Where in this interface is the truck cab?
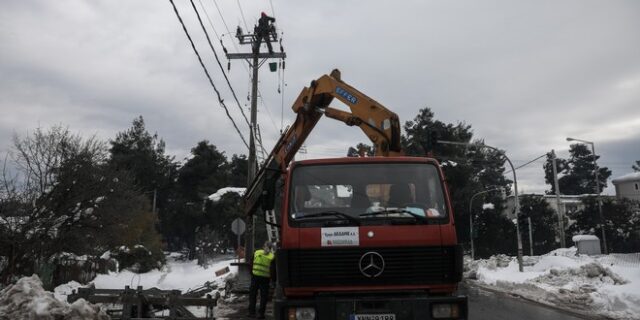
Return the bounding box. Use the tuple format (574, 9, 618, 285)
(273, 156, 466, 320)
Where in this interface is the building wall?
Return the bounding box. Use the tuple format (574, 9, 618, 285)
(614, 180, 640, 201)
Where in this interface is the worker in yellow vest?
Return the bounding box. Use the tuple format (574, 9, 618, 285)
(248, 241, 275, 318)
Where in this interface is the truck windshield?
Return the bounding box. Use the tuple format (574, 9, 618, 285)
(289, 163, 447, 225)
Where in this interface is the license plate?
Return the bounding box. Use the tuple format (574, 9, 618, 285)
(350, 314, 396, 320)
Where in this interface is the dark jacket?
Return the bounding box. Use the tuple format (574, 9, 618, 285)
(258, 15, 275, 32)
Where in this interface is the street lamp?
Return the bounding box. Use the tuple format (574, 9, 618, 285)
(469, 186, 504, 260)
(566, 137, 608, 254)
(438, 140, 524, 272)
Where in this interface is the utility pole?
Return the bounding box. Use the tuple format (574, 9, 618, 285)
(551, 150, 566, 248)
(227, 22, 286, 264)
(567, 137, 608, 254)
(527, 217, 533, 256)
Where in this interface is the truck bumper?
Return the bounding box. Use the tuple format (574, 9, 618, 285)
(274, 293, 468, 320)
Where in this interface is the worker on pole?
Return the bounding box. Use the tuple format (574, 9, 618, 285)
(248, 241, 275, 319)
(253, 12, 275, 54)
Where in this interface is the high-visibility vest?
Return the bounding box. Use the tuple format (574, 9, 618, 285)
(252, 249, 274, 278)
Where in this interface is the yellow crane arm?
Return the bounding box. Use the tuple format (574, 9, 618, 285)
(245, 69, 403, 215)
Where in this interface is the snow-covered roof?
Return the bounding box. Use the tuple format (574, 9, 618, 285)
(612, 172, 640, 184)
(208, 187, 246, 202)
(572, 234, 599, 242)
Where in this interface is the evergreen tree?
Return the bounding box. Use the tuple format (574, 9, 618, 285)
(633, 160, 640, 172)
(108, 116, 178, 246)
(229, 154, 248, 187)
(543, 152, 568, 195)
(544, 144, 611, 195)
(401, 107, 514, 254)
(518, 195, 558, 255)
(474, 206, 517, 258)
(109, 116, 177, 193)
(178, 140, 229, 200)
(347, 143, 374, 157)
(568, 197, 640, 253)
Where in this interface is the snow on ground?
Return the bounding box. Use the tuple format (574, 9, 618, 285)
(208, 187, 246, 202)
(0, 275, 108, 319)
(466, 248, 640, 319)
(91, 254, 237, 293)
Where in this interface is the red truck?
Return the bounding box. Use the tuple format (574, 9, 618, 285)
(245, 70, 467, 320)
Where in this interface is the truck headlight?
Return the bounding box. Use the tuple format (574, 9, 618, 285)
(288, 307, 316, 320)
(431, 303, 460, 319)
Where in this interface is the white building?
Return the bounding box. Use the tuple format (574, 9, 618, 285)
(611, 172, 640, 201)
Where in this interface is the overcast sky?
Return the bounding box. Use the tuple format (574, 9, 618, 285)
(1, 0, 638, 195)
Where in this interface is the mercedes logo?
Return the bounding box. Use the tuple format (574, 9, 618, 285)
(359, 251, 385, 278)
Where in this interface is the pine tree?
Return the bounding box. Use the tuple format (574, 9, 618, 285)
(518, 195, 558, 255)
(109, 116, 178, 246)
(347, 143, 374, 157)
(178, 140, 229, 201)
(109, 116, 177, 193)
(543, 152, 568, 195)
(401, 107, 514, 254)
(569, 197, 640, 253)
(229, 154, 248, 187)
(544, 144, 611, 195)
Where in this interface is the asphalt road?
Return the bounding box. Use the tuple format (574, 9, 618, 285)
(462, 283, 589, 320)
(219, 284, 592, 320)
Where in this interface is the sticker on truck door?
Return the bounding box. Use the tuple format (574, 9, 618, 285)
(321, 227, 359, 247)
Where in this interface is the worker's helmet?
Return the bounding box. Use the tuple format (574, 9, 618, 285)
(261, 12, 267, 17)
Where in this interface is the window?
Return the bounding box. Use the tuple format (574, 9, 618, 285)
(635, 183, 639, 191)
(289, 162, 447, 226)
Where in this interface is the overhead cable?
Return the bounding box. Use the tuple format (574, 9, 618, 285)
(189, 0, 250, 128)
(197, 0, 222, 42)
(236, 0, 249, 32)
(168, 0, 249, 149)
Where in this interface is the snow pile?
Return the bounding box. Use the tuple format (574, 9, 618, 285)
(53, 281, 84, 302)
(482, 203, 495, 210)
(208, 187, 246, 202)
(467, 248, 640, 319)
(0, 275, 108, 319)
(91, 254, 236, 293)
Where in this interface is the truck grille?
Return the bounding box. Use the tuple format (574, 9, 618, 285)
(281, 246, 460, 287)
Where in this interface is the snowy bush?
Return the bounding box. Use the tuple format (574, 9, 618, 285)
(111, 245, 164, 273)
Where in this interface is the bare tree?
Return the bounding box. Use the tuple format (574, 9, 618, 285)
(0, 126, 159, 284)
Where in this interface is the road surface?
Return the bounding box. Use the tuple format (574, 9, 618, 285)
(462, 283, 590, 320)
(217, 284, 592, 319)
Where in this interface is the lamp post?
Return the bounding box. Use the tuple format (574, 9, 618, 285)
(469, 186, 504, 260)
(566, 137, 608, 254)
(438, 140, 524, 272)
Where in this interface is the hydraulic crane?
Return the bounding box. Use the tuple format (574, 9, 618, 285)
(244, 69, 467, 320)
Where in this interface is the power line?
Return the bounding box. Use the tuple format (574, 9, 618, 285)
(168, 0, 249, 149)
(505, 153, 548, 174)
(256, 87, 280, 132)
(189, 0, 250, 128)
(269, 0, 276, 17)
(236, 0, 249, 32)
(212, 0, 234, 40)
(197, 0, 221, 42)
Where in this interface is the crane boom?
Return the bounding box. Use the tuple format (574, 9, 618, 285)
(244, 69, 403, 215)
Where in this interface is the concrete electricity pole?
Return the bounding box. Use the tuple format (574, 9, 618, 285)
(227, 24, 286, 263)
(550, 150, 566, 248)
